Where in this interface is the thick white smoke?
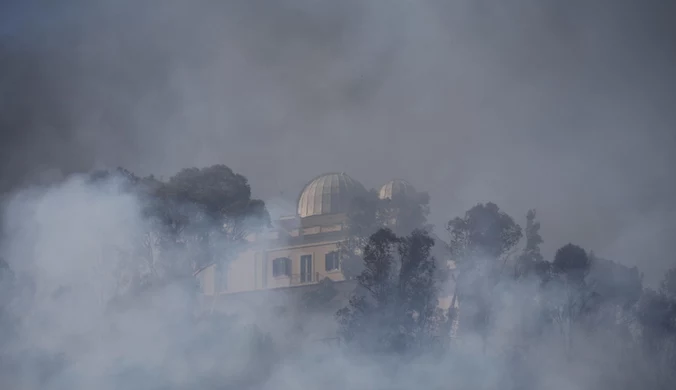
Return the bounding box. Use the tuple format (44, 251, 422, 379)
(0, 176, 238, 388)
(0, 176, 544, 389)
(1, 1, 675, 389)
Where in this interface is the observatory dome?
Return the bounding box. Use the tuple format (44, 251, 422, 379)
(378, 179, 416, 201)
(297, 173, 365, 218)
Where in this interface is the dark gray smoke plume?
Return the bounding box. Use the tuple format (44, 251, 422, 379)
(0, 1, 675, 389)
(2, 1, 674, 283)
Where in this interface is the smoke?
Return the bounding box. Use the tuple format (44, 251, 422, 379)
(1, 1, 675, 389)
(1, 0, 674, 284)
(1, 177, 169, 388)
(0, 174, 668, 390)
(0, 175, 283, 389)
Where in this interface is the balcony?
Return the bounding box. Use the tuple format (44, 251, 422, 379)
(275, 272, 320, 287)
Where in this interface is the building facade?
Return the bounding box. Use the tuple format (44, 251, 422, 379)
(197, 172, 367, 297)
(196, 172, 456, 343)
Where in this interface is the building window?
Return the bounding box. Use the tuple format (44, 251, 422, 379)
(272, 257, 290, 277)
(300, 255, 313, 283)
(325, 251, 340, 272)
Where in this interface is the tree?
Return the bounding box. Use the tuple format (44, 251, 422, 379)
(542, 244, 597, 359)
(446, 203, 522, 351)
(586, 254, 642, 310)
(155, 165, 268, 240)
(378, 190, 432, 237)
(397, 228, 447, 352)
(149, 165, 269, 276)
(339, 190, 383, 280)
(515, 209, 545, 278)
(337, 228, 399, 352)
(161, 165, 268, 228)
(637, 288, 675, 341)
(660, 268, 676, 300)
(635, 267, 676, 387)
(337, 228, 446, 355)
(340, 188, 431, 280)
(552, 243, 591, 285)
(86, 165, 270, 303)
(447, 202, 523, 263)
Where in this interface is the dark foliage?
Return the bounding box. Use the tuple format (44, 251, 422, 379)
(635, 270, 676, 387)
(516, 209, 545, 278)
(447, 202, 522, 262)
(4, 161, 676, 388)
(379, 190, 432, 237)
(552, 243, 591, 285)
(339, 187, 431, 280)
(660, 268, 676, 300)
(338, 228, 447, 355)
(586, 254, 643, 309)
(87, 165, 270, 278)
(638, 288, 676, 338)
(446, 203, 523, 351)
(339, 190, 383, 280)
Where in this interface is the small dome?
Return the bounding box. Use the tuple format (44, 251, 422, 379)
(298, 173, 365, 218)
(379, 179, 416, 201)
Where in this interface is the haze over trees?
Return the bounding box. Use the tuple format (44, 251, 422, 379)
(515, 209, 545, 278)
(90, 165, 270, 298)
(0, 165, 675, 390)
(0, 165, 275, 389)
(337, 228, 447, 355)
(340, 186, 431, 280)
(446, 202, 523, 352)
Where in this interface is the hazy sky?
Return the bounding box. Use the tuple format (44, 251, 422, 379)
(1, 0, 675, 284)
